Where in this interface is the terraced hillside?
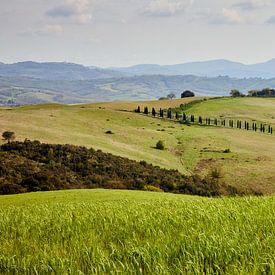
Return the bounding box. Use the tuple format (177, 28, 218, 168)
(1, 97, 275, 193)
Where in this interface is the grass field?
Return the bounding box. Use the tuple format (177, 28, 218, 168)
(0, 189, 274, 274)
(184, 97, 275, 126)
(1, 97, 275, 193)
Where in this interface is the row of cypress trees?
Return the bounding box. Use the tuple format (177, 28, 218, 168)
(135, 106, 273, 134)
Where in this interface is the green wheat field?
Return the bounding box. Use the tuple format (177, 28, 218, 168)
(0, 189, 275, 274)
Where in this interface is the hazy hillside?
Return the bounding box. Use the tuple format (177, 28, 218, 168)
(1, 60, 275, 105)
(112, 59, 275, 78)
(0, 61, 122, 80)
(1, 74, 275, 105)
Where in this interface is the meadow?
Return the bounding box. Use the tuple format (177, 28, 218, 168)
(0, 189, 274, 274)
(1, 97, 275, 193)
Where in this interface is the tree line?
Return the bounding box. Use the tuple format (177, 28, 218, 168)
(230, 88, 275, 97)
(135, 106, 273, 134)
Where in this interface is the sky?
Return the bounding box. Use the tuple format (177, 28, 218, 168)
(1, 0, 275, 67)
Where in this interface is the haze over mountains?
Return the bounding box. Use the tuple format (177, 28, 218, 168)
(1, 59, 275, 105)
(111, 59, 275, 79)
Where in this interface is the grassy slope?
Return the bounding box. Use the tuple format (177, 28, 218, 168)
(0, 189, 275, 274)
(185, 97, 275, 125)
(1, 97, 275, 193)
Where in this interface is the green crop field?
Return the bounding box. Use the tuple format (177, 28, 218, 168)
(1, 97, 275, 193)
(0, 189, 274, 274)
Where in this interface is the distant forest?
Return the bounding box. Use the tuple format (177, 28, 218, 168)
(0, 140, 258, 196)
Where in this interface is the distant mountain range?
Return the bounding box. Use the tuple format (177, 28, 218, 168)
(0, 61, 122, 80)
(110, 59, 275, 79)
(1, 59, 275, 105)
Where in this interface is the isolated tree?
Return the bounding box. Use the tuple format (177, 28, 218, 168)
(167, 93, 176, 100)
(2, 131, 15, 143)
(136, 106, 141, 113)
(156, 140, 165, 150)
(181, 90, 195, 98)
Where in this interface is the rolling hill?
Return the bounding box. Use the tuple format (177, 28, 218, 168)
(1, 97, 275, 194)
(1, 60, 275, 106)
(111, 59, 275, 78)
(1, 74, 275, 106)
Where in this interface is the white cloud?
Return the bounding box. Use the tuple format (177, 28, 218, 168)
(211, 8, 246, 24)
(142, 0, 193, 17)
(233, 0, 270, 11)
(20, 25, 64, 36)
(46, 0, 93, 24)
(266, 15, 275, 24)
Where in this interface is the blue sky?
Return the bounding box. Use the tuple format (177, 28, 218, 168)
(1, 0, 275, 67)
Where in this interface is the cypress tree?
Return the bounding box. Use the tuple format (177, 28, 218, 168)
(137, 106, 141, 113)
(183, 113, 186, 121)
(144, 107, 148, 115)
(152, 108, 156, 117)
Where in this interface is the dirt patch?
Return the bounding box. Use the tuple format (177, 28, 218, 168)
(169, 147, 183, 157)
(255, 156, 272, 162)
(194, 158, 217, 173)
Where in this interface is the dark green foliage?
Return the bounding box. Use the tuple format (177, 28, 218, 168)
(0, 140, 229, 196)
(105, 130, 114, 134)
(230, 89, 245, 97)
(152, 108, 156, 117)
(181, 90, 195, 98)
(167, 109, 172, 119)
(144, 107, 149, 115)
(2, 131, 15, 143)
(136, 106, 141, 113)
(248, 88, 275, 97)
(182, 113, 187, 121)
(156, 140, 165, 150)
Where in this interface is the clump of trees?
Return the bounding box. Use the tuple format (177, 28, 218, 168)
(248, 88, 275, 97)
(230, 89, 245, 97)
(0, 140, 245, 196)
(230, 88, 275, 97)
(181, 90, 195, 98)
